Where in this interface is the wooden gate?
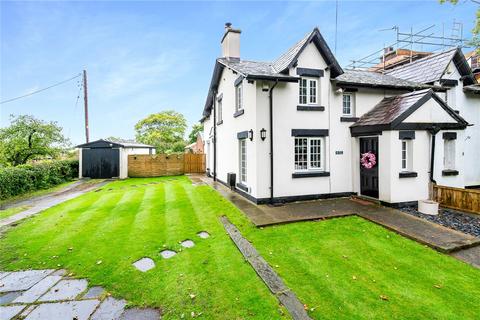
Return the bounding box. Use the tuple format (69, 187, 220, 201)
(184, 154, 205, 173)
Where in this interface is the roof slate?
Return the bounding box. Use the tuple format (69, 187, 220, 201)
(334, 70, 430, 89)
(272, 30, 312, 72)
(217, 58, 296, 80)
(385, 49, 457, 84)
(351, 89, 431, 127)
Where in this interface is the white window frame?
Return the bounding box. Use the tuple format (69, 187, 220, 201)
(401, 140, 408, 171)
(342, 93, 354, 116)
(299, 77, 318, 106)
(239, 139, 247, 184)
(217, 97, 222, 123)
(235, 83, 243, 112)
(443, 139, 456, 170)
(294, 137, 325, 172)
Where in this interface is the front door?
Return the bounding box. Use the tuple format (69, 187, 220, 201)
(359, 137, 379, 198)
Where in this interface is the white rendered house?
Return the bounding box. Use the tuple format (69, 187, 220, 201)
(201, 24, 479, 206)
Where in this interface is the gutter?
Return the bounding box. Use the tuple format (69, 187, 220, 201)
(269, 80, 279, 204)
(428, 125, 440, 187)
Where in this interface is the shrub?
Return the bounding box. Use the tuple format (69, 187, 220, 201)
(0, 160, 79, 200)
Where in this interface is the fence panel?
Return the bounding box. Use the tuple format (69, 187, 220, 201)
(128, 153, 205, 177)
(184, 153, 206, 173)
(434, 185, 480, 214)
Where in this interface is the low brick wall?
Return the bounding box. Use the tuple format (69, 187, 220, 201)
(128, 153, 205, 177)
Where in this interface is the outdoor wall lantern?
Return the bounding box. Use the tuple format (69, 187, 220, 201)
(260, 128, 267, 141)
(248, 129, 254, 141)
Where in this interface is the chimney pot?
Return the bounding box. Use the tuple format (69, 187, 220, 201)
(225, 22, 232, 28)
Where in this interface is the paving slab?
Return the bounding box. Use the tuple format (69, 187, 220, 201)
(451, 246, 480, 268)
(91, 297, 126, 320)
(0, 291, 23, 305)
(0, 272, 10, 280)
(82, 286, 105, 299)
(0, 305, 25, 320)
(38, 279, 88, 302)
(0, 270, 53, 293)
(180, 240, 195, 248)
(19, 305, 37, 318)
(119, 308, 161, 320)
(160, 250, 176, 259)
(14, 275, 62, 303)
(132, 258, 155, 272)
(24, 300, 100, 320)
(197, 231, 210, 239)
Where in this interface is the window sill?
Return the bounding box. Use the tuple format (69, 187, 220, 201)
(340, 116, 359, 122)
(297, 105, 325, 111)
(442, 169, 459, 176)
(236, 183, 248, 192)
(233, 109, 244, 118)
(216, 120, 223, 126)
(399, 171, 418, 178)
(292, 171, 330, 178)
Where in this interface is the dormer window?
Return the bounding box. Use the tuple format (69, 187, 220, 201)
(299, 78, 318, 105)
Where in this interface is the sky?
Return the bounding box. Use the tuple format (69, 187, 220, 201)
(0, 0, 477, 145)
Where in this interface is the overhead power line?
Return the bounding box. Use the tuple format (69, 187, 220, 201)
(0, 73, 82, 104)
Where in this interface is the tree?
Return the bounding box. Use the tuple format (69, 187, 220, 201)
(134, 110, 187, 153)
(188, 123, 203, 144)
(440, 0, 480, 53)
(0, 115, 70, 166)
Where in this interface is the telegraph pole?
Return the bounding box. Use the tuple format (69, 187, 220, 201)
(83, 70, 90, 143)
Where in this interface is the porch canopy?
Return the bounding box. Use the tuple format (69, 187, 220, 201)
(350, 89, 469, 136)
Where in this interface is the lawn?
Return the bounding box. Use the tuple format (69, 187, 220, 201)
(1, 176, 479, 319)
(0, 176, 286, 319)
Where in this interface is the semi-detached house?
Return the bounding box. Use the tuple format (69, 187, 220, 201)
(201, 24, 479, 206)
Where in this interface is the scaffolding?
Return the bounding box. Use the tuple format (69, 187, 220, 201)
(347, 22, 472, 72)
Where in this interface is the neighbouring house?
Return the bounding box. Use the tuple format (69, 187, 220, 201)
(77, 139, 155, 179)
(368, 47, 431, 72)
(201, 24, 479, 206)
(185, 132, 205, 154)
(465, 50, 480, 82)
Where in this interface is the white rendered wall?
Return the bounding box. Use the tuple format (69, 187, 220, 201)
(78, 148, 83, 178)
(119, 148, 128, 179)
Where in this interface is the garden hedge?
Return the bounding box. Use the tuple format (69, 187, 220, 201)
(0, 160, 79, 200)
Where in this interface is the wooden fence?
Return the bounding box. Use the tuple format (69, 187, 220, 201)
(128, 153, 205, 177)
(433, 185, 480, 214)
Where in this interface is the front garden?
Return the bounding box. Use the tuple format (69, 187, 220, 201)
(1, 176, 479, 319)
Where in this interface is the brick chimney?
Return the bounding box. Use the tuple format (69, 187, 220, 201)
(221, 23, 241, 60)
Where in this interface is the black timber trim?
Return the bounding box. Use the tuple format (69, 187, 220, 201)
(292, 171, 330, 178)
(440, 79, 458, 87)
(343, 87, 359, 92)
(442, 169, 459, 176)
(442, 132, 457, 140)
(245, 75, 299, 83)
(216, 120, 223, 126)
(399, 131, 415, 140)
(335, 81, 430, 91)
(236, 183, 248, 192)
(297, 105, 325, 111)
(233, 109, 245, 118)
(291, 129, 329, 137)
(380, 200, 418, 209)
(350, 123, 467, 136)
(234, 76, 244, 87)
(296, 67, 324, 77)
(399, 171, 418, 178)
(237, 131, 249, 139)
(340, 117, 359, 122)
(351, 131, 383, 137)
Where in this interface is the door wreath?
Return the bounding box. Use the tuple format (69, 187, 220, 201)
(360, 152, 376, 169)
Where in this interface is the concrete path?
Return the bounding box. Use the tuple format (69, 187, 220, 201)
(197, 175, 480, 267)
(0, 269, 160, 320)
(0, 180, 109, 228)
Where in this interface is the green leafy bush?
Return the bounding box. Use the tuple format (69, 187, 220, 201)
(0, 160, 78, 200)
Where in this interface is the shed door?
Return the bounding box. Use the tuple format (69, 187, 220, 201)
(360, 137, 379, 198)
(82, 148, 119, 178)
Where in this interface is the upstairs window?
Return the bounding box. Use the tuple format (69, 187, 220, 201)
(342, 93, 354, 116)
(216, 97, 223, 123)
(294, 137, 324, 171)
(444, 139, 456, 170)
(299, 78, 318, 105)
(235, 83, 243, 112)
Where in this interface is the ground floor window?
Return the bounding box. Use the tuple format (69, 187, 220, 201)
(401, 140, 413, 171)
(239, 139, 247, 183)
(444, 139, 455, 170)
(294, 137, 324, 171)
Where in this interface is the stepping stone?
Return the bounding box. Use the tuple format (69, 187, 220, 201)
(14, 275, 62, 303)
(119, 308, 160, 320)
(0, 291, 23, 305)
(132, 258, 155, 272)
(91, 297, 126, 320)
(0, 270, 53, 293)
(197, 231, 210, 239)
(82, 286, 105, 299)
(24, 300, 100, 320)
(160, 250, 177, 259)
(0, 305, 25, 320)
(180, 240, 195, 248)
(38, 279, 88, 302)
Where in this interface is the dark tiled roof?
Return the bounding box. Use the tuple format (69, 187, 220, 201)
(352, 89, 431, 127)
(334, 70, 430, 89)
(272, 31, 312, 72)
(217, 58, 296, 80)
(385, 49, 457, 84)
